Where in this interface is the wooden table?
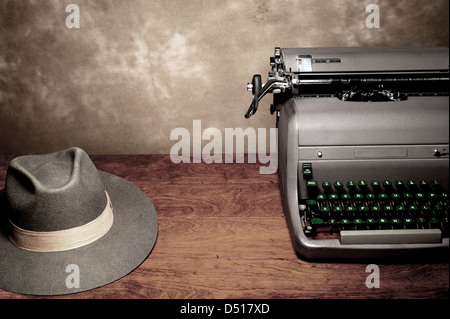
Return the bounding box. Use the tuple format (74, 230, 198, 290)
(0, 154, 448, 302)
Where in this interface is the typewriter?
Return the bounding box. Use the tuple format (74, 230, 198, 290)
(245, 47, 449, 260)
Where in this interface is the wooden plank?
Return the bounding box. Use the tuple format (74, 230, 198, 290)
(131, 259, 449, 299)
(146, 183, 284, 218)
(150, 218, 294, 259)
(90, 154, 279, 185)
(5, 259, 446, 299)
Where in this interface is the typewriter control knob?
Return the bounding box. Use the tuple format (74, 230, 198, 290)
(251, 74, 262, 95)
(274, 47, 281, 59)
(244, 74, 263, 118)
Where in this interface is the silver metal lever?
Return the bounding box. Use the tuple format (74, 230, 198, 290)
(245, 78, 289, 118)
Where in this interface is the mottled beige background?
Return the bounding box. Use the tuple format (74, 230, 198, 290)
(0, 0, 448, 155)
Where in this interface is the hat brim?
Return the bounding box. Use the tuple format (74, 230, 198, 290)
(0, 171, 158, 296)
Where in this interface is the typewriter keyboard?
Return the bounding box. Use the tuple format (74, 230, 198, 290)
(300, 179, 449, 244)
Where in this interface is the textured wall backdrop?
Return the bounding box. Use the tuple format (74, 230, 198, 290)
(0, 0, 448, 155)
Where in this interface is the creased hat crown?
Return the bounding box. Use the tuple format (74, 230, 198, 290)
(5, 147, 106, 232)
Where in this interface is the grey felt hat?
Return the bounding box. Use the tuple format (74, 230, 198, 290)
(0, 147, 158, 295)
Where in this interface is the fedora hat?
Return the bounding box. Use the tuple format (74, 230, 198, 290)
(0, 147, 158, 295)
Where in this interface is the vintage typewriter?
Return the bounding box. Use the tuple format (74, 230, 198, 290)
(245, 47, 449, 259)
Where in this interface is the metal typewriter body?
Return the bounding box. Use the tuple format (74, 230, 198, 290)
(245, 47, 449, 260)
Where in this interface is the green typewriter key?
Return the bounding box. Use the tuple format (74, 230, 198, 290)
(404, 217, 414, 226)
(395, 205, 406, 212)
(328, 219, 338, 232)
(317, 194, 327, 201)
(333, 206, 344, 213)
(415, 192, 425, 199)
(340, 219, 351, 226)
(428, 192, 438, 199)
(334, 181, 344, 189)
(417, 217, 427, 225)
(429, 217, 440, 228)
(354, 193, 364, 200)
(329, 194, 339, 200)
(433, 204, 443, 213)
(328, 219, 338, 226)
(347, 181, 357, 189)
(358, 180, 369, 189)
(419, 180, 428, 187)
(407, 180, 417, 188)
(367, 218, 377, 229)
(440, 192, 449, 199)
(322, 181, 332, 189)
(346, 206, 357, 213)
(408, 204, 419, 212)
(378, 193, 389, 200)
(395, 180, 405, 188)
(391, 193, 401, 199)
(320, 206, 331, 213)
(382, 180, 393, 187)
(306, 180, 318, 188)
(341, 194, 352, 200)
(378, 218, 389, 225)
(391, 218, 402, 228)
(354, 219, 364, 229)
(421, 205, 432, 212)
(366, 193, 376, 200)
(358, 206, 369, 213)
(306, 200, 317, 208)
(431, 180, 441, 188)
(311, 218, 324, 225)
(302, 163, 312, 177)
(403, 192, 413, 199)
(370, 206, 381, 212)
(371, 180, 381, 188)
(384, 205, 394, 212)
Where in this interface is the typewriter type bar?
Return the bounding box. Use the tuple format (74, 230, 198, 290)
(245, 47, 449, 260)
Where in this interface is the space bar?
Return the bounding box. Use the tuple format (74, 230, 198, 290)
(341, 229, 442, 245)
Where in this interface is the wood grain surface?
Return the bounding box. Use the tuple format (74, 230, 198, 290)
(0, 154, 448, 300)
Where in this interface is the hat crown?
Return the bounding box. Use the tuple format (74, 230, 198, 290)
(5, 147, 106, 232)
